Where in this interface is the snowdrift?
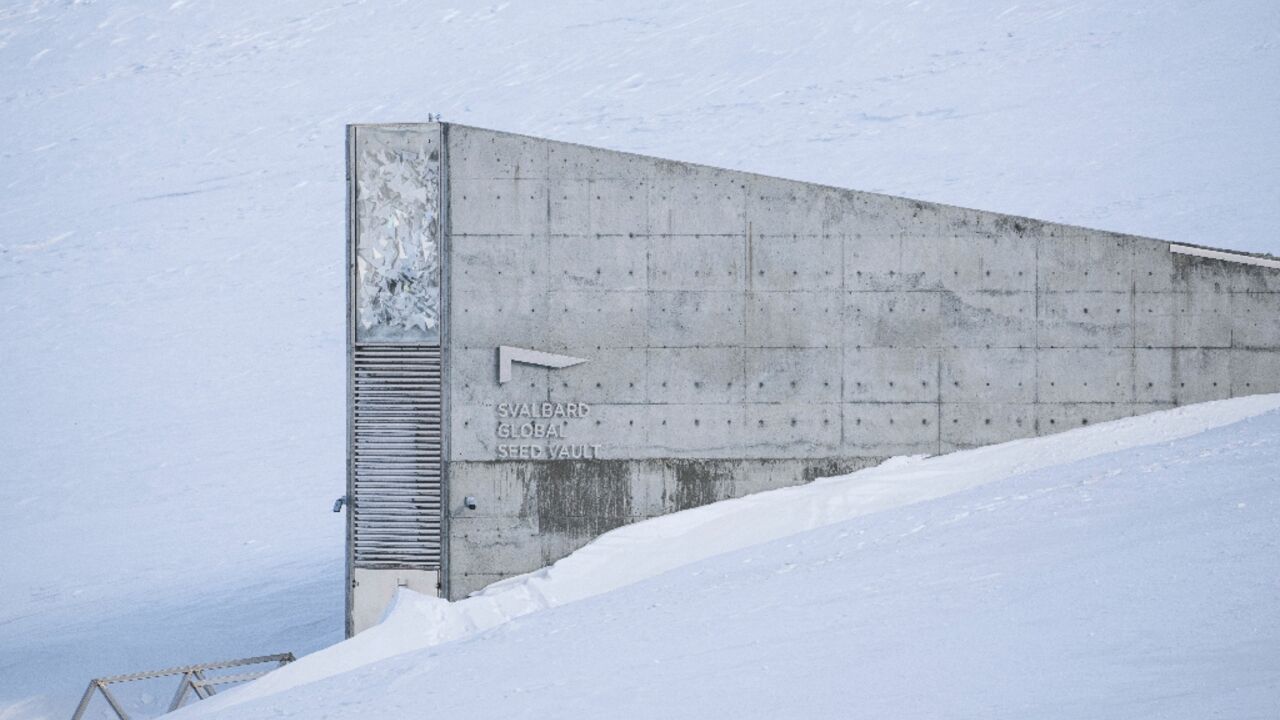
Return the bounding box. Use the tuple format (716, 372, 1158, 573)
(178, 395, 1280, 718)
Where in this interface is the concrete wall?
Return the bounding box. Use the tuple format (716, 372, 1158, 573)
(439, 123, 1280, 598)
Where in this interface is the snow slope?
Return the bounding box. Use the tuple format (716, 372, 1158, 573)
(171, 395, 1280, 719)
(178, 404, 1280, 719)
(3, 1, 1280, 717)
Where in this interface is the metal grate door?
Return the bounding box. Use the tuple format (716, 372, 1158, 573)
(350, 345, 443, 569)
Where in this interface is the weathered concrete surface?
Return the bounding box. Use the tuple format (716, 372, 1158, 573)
(445, 457, 880, 593)
(433, 123, 1280, 598)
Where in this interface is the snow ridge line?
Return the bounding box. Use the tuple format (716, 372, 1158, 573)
(180, 394, 1280, 717)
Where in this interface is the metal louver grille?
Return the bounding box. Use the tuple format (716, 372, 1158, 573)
(351, 345, 443, 569)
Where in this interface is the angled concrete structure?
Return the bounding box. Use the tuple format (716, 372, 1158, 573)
(345, 122, 1280, 634)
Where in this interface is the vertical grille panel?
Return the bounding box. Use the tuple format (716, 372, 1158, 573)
(351, 345, 443, 569)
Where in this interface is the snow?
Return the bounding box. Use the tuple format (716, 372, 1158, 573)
(4, 1, 1280, 717)
(170, 395, 1280, 718)
(172, 401, 1280, 720)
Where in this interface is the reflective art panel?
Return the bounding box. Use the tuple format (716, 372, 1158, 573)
(354, 127, 442, 343)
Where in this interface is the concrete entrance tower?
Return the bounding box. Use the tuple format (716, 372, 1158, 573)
(346, 122, 1280, 634)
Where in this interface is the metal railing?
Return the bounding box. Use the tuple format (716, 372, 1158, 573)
(71, 652, 294, 719)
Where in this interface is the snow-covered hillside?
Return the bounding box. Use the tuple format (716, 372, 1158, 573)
(3, 1, 1280, 717)
(177, 401, 1280, 720)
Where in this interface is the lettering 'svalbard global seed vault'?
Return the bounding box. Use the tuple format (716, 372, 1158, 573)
(345, 122, 1280, 634)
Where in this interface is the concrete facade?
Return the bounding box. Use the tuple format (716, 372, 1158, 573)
(347, 122, 1280, 612)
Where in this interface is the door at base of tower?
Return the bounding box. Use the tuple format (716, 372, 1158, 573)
(350, 568, 440, 635)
